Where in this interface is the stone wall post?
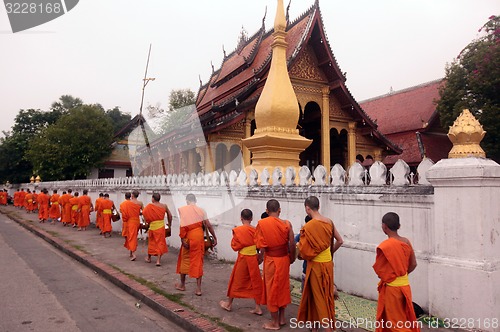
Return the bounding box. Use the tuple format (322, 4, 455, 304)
(427, 157, 500, 330)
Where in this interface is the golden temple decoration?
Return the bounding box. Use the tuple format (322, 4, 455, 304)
(242, 0, 311, 175)
(35, 175, 41, 183)
(447, 109, 486, 158)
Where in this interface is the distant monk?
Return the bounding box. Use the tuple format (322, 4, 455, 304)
(13, 190, 19, 207)
(0, 190, 6, 205)
(19, 189, 27, 210)
(120, 190, 143, 261)
(25, 189, 34, 213)
(176, 193, 217, 296)
(142, 193, 171, 266)
(77, 189, 93, 231)
(219, 208, 263, 316)
(32, 190, 38, 212)
(95, 193, 104, 233)
(49, 190, 61, 224)
(254, 199, 296, 330)
(297, 196, 344, 332)
(37, 189, 50, 223)
(373, 212, 420, 332)
(69, 192, 80, 228)
(99, 193, 116, 238)
(60, 189, 73, 226)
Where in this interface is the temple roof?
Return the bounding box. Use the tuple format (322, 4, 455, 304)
(360, 79, 451, 165)
(195, 1, 400, 154)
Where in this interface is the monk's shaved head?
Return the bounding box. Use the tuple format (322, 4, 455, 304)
(382, 212, 400, 231)
(266, 199, 280, 213)
(241, 209, 253, 221)
(152, 193, 161, 202)
(304, 196, 320, 211)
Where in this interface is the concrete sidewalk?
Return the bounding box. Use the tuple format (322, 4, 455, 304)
(1, 205, 460, 332)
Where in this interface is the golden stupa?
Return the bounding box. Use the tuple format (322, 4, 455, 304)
(242, 0, 311, 177)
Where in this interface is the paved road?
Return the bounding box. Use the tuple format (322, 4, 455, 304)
(0, 213, 186, 332)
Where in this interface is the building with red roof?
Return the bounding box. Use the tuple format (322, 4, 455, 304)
(360, 79, 452, 167)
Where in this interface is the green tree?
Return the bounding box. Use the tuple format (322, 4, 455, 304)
(105, 106, 132, 135)
(159, 89, 196, 134)
(0, 108, 64, 183)
(27, 105, 114, 180)
(437, 15, 500, 162)
(50, 94, 83, 113)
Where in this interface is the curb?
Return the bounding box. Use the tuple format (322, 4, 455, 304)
(2, 208, 225, 332)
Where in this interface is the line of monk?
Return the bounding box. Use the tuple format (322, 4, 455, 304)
(6, 188, 420, 331)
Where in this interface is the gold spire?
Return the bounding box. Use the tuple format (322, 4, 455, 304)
(242, 0, 311, 174)
(447, 109, 486, 158)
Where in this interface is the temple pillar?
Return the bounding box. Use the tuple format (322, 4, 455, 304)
(187, 149, 195, 174)
(347, 121, 357, 167)
(321, 86, 331, 173)
(243, 115, 252, 167)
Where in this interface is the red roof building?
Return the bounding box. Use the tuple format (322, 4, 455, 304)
(360, 79, 452, 167)
(136, 2, 402, 176)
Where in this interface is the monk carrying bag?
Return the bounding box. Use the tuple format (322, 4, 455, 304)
(203, 220, 214, 252)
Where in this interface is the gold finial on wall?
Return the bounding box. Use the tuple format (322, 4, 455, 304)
(447, 109, 486, 158)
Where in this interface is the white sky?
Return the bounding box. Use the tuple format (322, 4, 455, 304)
(1, 0, 498, 137)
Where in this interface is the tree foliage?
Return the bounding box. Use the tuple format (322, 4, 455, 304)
(437, 15, 500, 162)
(105, 106, 132, 135)
(158, 89, 196, 134)
(26, 105, 114, 180)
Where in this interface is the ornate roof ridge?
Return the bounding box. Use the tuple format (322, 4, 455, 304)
(359, 78, 444, 104)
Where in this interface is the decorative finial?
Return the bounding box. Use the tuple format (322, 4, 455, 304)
(222, 44, 226, 58)
(274, 0, 287, 32)
(447, 109, 486, 158)
(286, 0, 291, 24)
(262, 6, 267, 27)
(198, 75, 202, 87)
(211, 61, 214, 74)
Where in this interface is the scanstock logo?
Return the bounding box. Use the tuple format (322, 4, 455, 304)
(4, 0, 79, 33)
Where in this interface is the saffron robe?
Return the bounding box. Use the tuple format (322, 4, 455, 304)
(78, 195, 92, 227)
(49, 194, 61, 220)
(143, 203, 168, 256)
(121, 200, 142, 252)
(95, 197, 103, 229)
(25, 193, 34, 212)
(31, 193, 38, 211)
(13, 191, 19, 207)
(373, 238, 420, 332)
(176, 205, 205, 278)
(297, 219, 335, 323)
(254, 216, 292, 312)
(69, 196, 80, 226)
(99, 199, 114, 233)
(226, 224, 263, 303)
(20, 191, 27, 209)
(0, 192, 6, 205)
(60, 194, 73, 224)
(37, 192, 49, 220)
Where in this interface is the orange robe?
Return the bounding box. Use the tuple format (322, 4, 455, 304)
(20, 191, 27, 209)
(32, 193, 38, 211)
(25, 193, 34, 212)
(69, 196, 80, 226)
(95, 198, 103, 230)
(0, 192, 6, 205)
(49, 194, 61, 220)
(78, 195, 92, 227)
(297, 219, 335, 324)
(254, 216, 292, 312)
(143, 204, 167, 256)
(176, 205, 205, 278)
(121, 200, 142, 252)
(13, 191, 19, 207)
(100, 199, 114, 233)
(373, 238, 420, 332)
(226, 224, 263, 303)
(60, 194, 72, 224)
(37, 192, 49, 221)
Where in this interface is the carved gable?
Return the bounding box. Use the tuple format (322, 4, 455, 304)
(289, 45, 328, 82)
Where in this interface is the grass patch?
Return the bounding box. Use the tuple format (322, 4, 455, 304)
(46, 230, 60, 237)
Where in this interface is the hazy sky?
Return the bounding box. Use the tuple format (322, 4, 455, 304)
(1, 0, 498, 137)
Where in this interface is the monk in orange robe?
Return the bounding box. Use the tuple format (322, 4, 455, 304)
(373, 212, 419, 332)
(69, 192, 81, 228)
(13, 190, 19, 207)
(77, 189, 93, 231)
(120, 190, 143, 261)
(143, 193, 171, 266)
(99, 193, 116, 238)
(254, 199, 296, 330)
(297, 196, 344, 332)
(219, 209, 263, 316)
(176, 193, 217, 296)
(60, 189, 73, 226)
(0, 190, 6, 205)
(19, 189, 27, 210)
(37, 189, 50, 223)
(95, 193, 104, 232)
(25, 190, 34, 213)
(49, 190, 61, 223)
(32, 190, 38, 212)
